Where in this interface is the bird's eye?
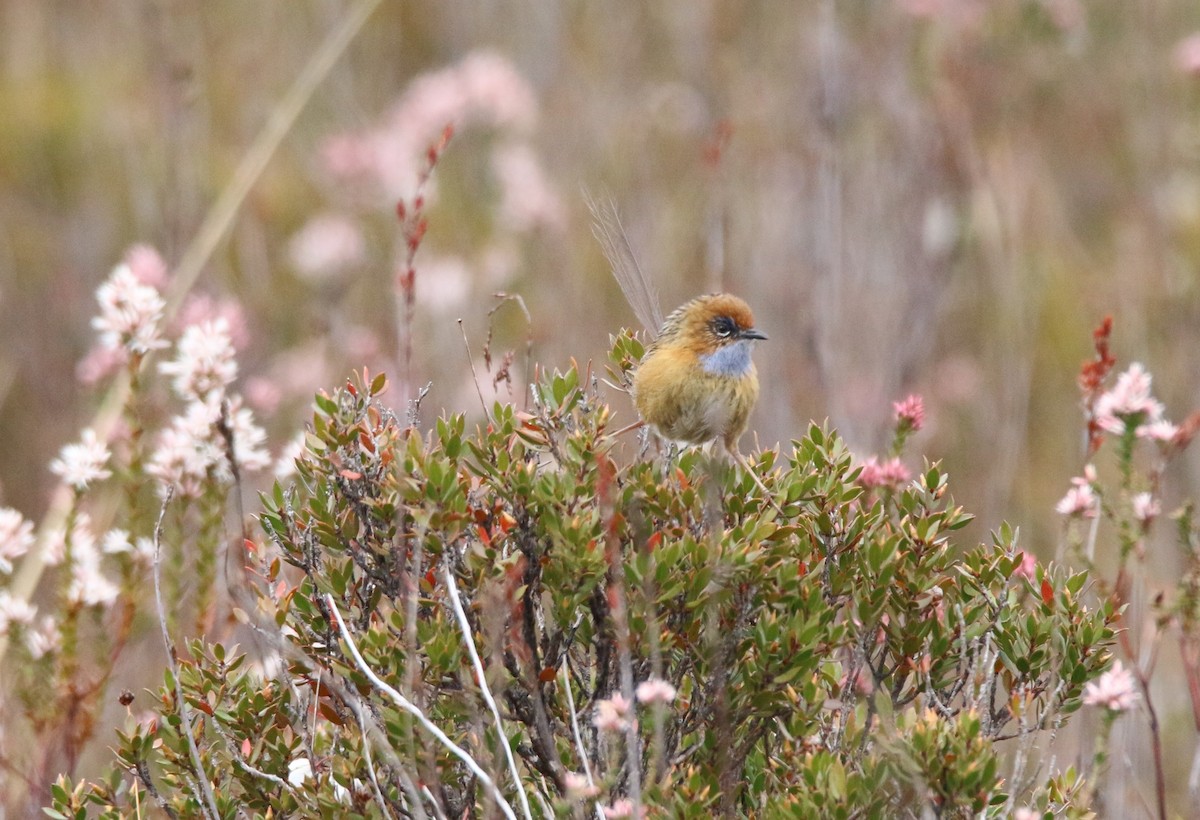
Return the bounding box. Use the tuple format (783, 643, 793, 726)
(711, 317, 736, 338)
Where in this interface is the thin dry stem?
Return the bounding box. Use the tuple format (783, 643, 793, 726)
(325, 593, 517, 820)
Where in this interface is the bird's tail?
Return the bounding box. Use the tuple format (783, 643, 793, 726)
(585, 189, 664, 336)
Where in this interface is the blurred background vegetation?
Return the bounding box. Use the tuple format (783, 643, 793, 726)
(2, 0, 1200, 805)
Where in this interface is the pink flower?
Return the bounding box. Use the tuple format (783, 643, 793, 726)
(892, 394, 925, 432)
(1055, 470, 1098, 518)
(1175, 33, 1200, 76)
(490, 142, 565, 233)
(858, 457, 912, 489)
(1082, 660, 1140, 712)
(1135, 419, 1178, 442)
(602, 799, 645, 819)
(124, 244, 169, 289)
(50, 429, 112, 491)
(592, 693, 632, 732)
(1131, 492, 1160, 525)
(288, 214, 365, 281)
(563, 771, 599, 800)
(635, 678, 677, 705)
(1093, 363, 1167, 435)
(1013, 550, 1038, 582)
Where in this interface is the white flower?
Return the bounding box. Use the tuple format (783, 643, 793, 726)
(1082, 660, 1140, 712)
(0, 591, 37, 635)
(91, 262, 167, 356)
(273, 432, 307, 481)
(101, 528, 133, 555)
(50, 429, 112, 491)
(1131, 493, 1160, 525)
(0, 508, 35, 574)
(67, 528, 120, 608)
(635, 678, 678, 705)
(160, 318, 238, 401)
(225, 400, 271, 474)
(25, 616, 60, 659)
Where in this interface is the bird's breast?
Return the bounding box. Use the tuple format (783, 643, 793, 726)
(698, 340, 755, 377)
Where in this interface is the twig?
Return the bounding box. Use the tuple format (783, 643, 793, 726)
(324, 593, 517, 820)
(459, 319, 490, 419)
(359, 720, 395, 820)
(153, 490, 221, 819)
(440, 563, 534, 820)
(559, 657, 605, 820)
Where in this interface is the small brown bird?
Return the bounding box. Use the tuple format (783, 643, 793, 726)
(587, 193, 774, 503)
(633, 293, 767, 457)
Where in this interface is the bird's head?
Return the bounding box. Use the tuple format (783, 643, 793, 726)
(660, 293, 766, 349)
(656, 293, 766, 376)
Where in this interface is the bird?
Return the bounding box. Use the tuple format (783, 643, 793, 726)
(632, 292, 767, 457)
(586, 193, 775, 504)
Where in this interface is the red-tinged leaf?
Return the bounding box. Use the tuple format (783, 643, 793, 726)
(498, 511, 517, 533)
(194, 701, 214, 717)
(425, 569, 436, 587)
(318, 701, 346, 726)
(645, 531, 663, 553)
(243, 539, 257, 556)
(1041, 578, 1055, 606)
(477, 524, 492, 547)
(241, 738, 252, 757)
(359, 430, 375, 454)
(346, 380, 358, 397)
(538, 667, 557, 683)
(396, 200, 407, 220)
(339, 469, 363, 481)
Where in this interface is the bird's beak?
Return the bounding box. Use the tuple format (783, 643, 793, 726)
(739, 328, 768, 341)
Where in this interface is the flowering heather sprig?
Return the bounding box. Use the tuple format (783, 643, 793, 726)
(49, 428, 112, 492)
(147, 396, 269, 498)
(1093, 363, 1170, 438)
(159, 318, 238, 402)
(396, 124, 454, 396)
(0, 508, 34, 574)
(91, 262, 168, 357)
(1078, 316, 1116, 453)
(1081, 660, 1140, 712)
(893, 394, 925, 433)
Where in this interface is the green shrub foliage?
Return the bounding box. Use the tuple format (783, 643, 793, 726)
(51, 350, 1116, 818)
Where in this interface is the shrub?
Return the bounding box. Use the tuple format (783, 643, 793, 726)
(50, 344, 1115, 818)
